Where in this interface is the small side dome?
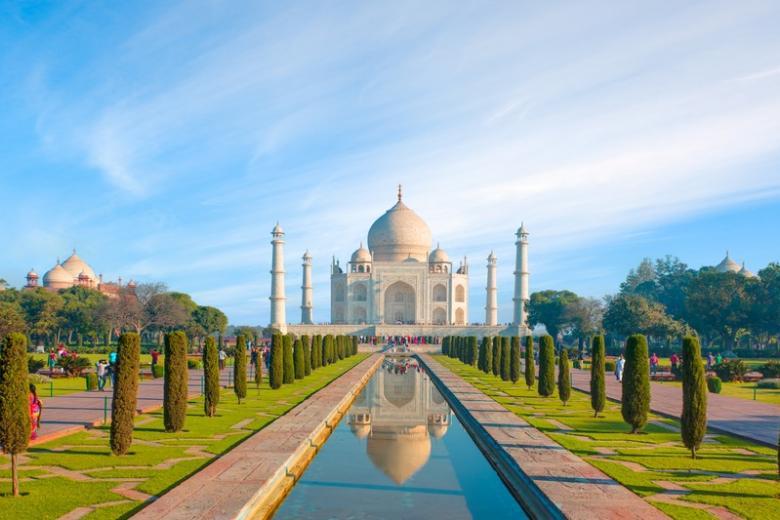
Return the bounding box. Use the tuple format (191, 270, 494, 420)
(351, 242, 372, 263)
(78, 271, 90, 281)
(350, 423, 371, 439)
(27, 269, 39, 279)
(271, 222, 284, 235)
(43, 263, 74, 286)
(429, 243, 449, 263)
(739, 262, 758, 279)
(428, 424, 449, 439)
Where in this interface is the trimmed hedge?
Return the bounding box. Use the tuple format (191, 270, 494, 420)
(151, 364, 164, 379)
(111, 333, 140, 454)
(706, 375, 722, 393)
(86, 372, 99, 390)
(0, 333, 30, 496)
(524, 335, 535, 390)
(164, 331, 188, 432)
(590, 335, 606, 417)
(538, 335, 555, 397)
(203, 336, 220, 417)
(622, 334, 650, 433)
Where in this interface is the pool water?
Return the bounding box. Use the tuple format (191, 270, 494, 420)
(272, 357, 527, 519)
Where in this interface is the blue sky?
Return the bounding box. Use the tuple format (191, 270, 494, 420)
(1, 1, 779, 325)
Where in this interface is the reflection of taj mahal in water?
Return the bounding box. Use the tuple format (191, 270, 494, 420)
(271, 186, 531, 338)
(347, 359, 451, 484)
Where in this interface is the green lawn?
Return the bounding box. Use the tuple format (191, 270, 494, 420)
(434, 355, 778, 520)
(0, 354, 368, 519)
(652, 379, 780, 406)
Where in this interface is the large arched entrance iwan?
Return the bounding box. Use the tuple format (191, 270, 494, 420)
(384, 281, 415, 324)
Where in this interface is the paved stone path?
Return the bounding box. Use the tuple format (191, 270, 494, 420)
(133, 354, 383, 520)
(421, 355, 668, 520)
(35, 367, 243, 444)
(569, 368, 780, 446)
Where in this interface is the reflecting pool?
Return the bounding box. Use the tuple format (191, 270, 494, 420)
(272, 357, 527, 519)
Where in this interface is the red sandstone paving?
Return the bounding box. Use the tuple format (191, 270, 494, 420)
(421, 354, 669, 520)
(569, 368, 779, 446)
(132, 354, 382, 520)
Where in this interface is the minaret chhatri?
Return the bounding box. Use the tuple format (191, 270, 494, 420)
(485, 251, 498, 326)
(270, 223, 286, 331)
(301, 250, 313, 324)
(512, 223, 529, 330)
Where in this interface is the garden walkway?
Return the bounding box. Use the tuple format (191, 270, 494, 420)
(34, 367, 239, 445)
(569, 368, 780, 446)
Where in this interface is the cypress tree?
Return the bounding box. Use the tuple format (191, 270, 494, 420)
(538, 335, 555, 397)
(312, 335, 321, 369)
(269, 333, 283, 389)
(501, 337, 511, 381)
(454, 336, 461, 359)
(283, 334, 295, 384)
(203, 336, 220, 417)
(111, 332, 141, 453)
(234, 334, 247, 403)
(492, 336, 501, 376)
(442, 337, 449, 356)
(468, 336, 478, 366)
(302, 335, 312, 376)
(477, 337, 487, 371)
(293, 338, 305, 379)
(323, 335, 334, 366)
(163, 331, 188, 432)
(0, 333, 30, 496)
(558, 349, 571, 405)
(590, 335, 606, 418)
(524, 335, 535, 390)
(352, 335, 358, 356)
(681, 336, 707, 458)
(484, 336, 493, 374)
(254, 347, 263, 388)
(339, 335, 346, 359)
(622, 334, 650, 433)
(510, 336, 520, 383)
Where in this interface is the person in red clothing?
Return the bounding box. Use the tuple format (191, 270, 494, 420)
(150, 348, 160, 367)
(29, 384, 43, 440)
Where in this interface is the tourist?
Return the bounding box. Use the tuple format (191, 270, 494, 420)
(48, 348, 57, 376)
(669, 352, 679, 375)
(650, 352, 659, 376)
(615, 354, 625, 382)
(150, 348, 160, 368)
(218, 348, 227, 371)
(96, 360, 108, 391)
(57, 343, 67, 358)
(108, 350, 118, 387)
(29, 383, 42, 440)
(716, 352, 723, 365)
(707, 352, 715, 370)
(250, 347, 258, 370)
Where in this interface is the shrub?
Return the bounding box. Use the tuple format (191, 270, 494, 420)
(203, 337, 220, 417)
(757, 378, 780, 389)
(500, 337, 511, 381)
(28, 373, 51, 385)
(590, 335, 606, 418)
(352, 336, 358, 356)
(111, 333, 140, 455)
(283, 335, 295, 384)
(524, 336, 535, 390)
(312, 334, 321, 369)
(85, 372, 98, 390)
(57, 356, 91, 377)
(510, 337, 520, 383)
(468, 336, 478, 366)
(187, 359, 202, 370)
(558, 348, 571, 405)
(758, 361, 780, 379)
(713, 359, 747, 382)
(484, 337, 494, 374)
(477, 337, 487, 372)
(293, 338, 305, 379)
(605, 360, 616, 373)
(538, 335, 555, 397)
(492, 336, 501, 377)
(269, 333, 283, 389)
(234, 334, 247, 403)
(681, 336, 707, 458)
(164, 331, 188, 432)
(28, 356, 46, 374)
(302, 335, 312, 376)
(442, 337, 449, 356)
(0, 333, 30, 496)
(706, 375, 722, 393)
(322, 335, 333, 366)
(622, 334, 650, 434)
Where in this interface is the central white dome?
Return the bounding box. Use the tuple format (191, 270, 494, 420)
(367, 192, 432, 262)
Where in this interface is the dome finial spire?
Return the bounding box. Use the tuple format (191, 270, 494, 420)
(397, 184, 402, 202)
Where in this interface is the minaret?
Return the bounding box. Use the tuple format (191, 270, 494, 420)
(270, 223, 286, 330)
(301, 250, 313, 324)
(513, 223, 529, 329)
(485, 251, 498, 326)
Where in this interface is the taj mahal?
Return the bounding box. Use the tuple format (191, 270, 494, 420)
(269, 187, 530, 338)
